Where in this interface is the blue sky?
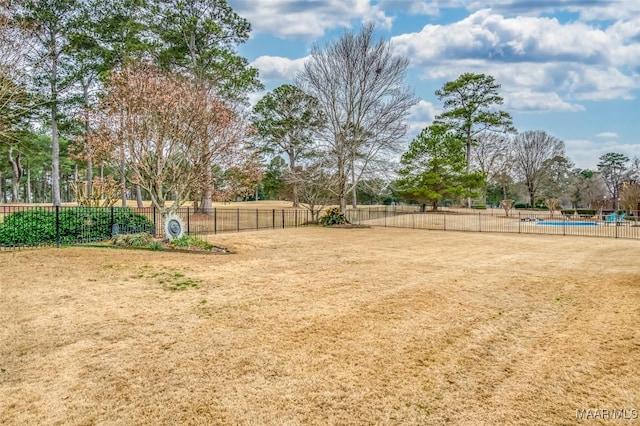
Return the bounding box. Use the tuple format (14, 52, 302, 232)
(227, 0, 640, 170)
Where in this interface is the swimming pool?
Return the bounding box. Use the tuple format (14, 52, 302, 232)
(536, 221, 599, 226)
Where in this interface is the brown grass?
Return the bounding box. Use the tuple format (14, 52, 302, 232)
(1, 228, 639, 425)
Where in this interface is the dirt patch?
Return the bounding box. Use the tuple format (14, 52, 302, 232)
(1, 228, 639, 425)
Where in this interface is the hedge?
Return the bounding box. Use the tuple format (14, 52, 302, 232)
(0, 207, 154, 246)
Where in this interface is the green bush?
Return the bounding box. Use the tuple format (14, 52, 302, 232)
(0, 207, 155, 247)
(320, 207, 348, 226)
(514, 203, 530, 209)
(471, 204, 487, 210)
(169, 235, 214, 251)
(149, 241, 164, 251)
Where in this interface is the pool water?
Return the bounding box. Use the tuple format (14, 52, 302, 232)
(536, 221, 599, 226)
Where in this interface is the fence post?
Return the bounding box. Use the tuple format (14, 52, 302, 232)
(272, 209, 275, 229)
(55, 205, 60, 248)
(214, 208, 217, 234)
(110, 206, 115, 236)
(478, 212, 481, 232)
(237, 208, 240, 232)
(256, 209, 259, 231)
(153, 207, 157, 237)
(187, 207, 191, 235)
(443, 210, 447, 231)
(282, 210, 285, 229)
(517, 212, 520, 233)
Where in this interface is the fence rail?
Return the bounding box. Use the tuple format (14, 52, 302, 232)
(2, 204, 639, 250)
(346, 206, 640, 240)
(0, 205, 311, 249)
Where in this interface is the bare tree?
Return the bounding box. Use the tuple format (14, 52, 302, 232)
(289, 159, 337, 223)
(597, 152, 631, 210)
(91, 63, 237, 219)
(297, 22, 417, 212)
(500, 199, 514, 216)
(544, 198, 561, 218)
(512, 130, 566, 208)
(619, 181, 640, 214)
(0, 4, 31, 143)
(471, 131, 512, 204)
(567, 169, 606, 209)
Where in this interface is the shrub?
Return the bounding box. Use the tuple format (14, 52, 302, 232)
(149, 241, 164, 251)
(320, 207, 348, 226)
(169, 235, 214, 251)
(0, 207, 155, 247)
(112, 233, 153, 247)
(471, 204, 486, 210)
(514, 203, 530, 209)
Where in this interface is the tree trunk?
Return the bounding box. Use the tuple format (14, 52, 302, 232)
(351, 157, 357, 209)
(0, 171, 5, 203)
(26, 168, 31, 203)
(50, 33, 61, 207)
(135, 184, 144, 208)
(42, 170, 48, 203)
(529, 192, 535, 210)
(338, 160, 347, 212)
(120, 148, 126, 207)
(79, 81, 93, 198)
(8, 147, 23, 203)
(201, 164, 213, 212)
(86, 159, 93, 199)
(466, 131, 472, 208)
(289, 151, 299, 207)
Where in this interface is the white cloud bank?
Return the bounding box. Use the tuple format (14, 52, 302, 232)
(390, 9, 640, 111)
(251, 55, 309, 84)
(230, 0, 392, 39)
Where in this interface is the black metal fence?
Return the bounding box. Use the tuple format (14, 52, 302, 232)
(0, 205, 311, 249)
(346, 206, 640, 240)
(3, 204, 639, 250)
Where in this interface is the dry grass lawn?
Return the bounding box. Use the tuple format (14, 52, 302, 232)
(1, 227, 639, 425)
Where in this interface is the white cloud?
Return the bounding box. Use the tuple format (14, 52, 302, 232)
(251, 55, 309, 83)
(390, 10, 640, 110)
(391, 10, 614, 65)
(406, 100, 440, 137)
(230, 0, 392, 39)
(572, 2, 640, 22)
(376, 0, 440, 15)
(595, 132, 618, 139)
(565, 138, 640, 169)
(246, 90, 267, 108)
(503, 90, 584, 112)
(447, 0, 640, 22)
